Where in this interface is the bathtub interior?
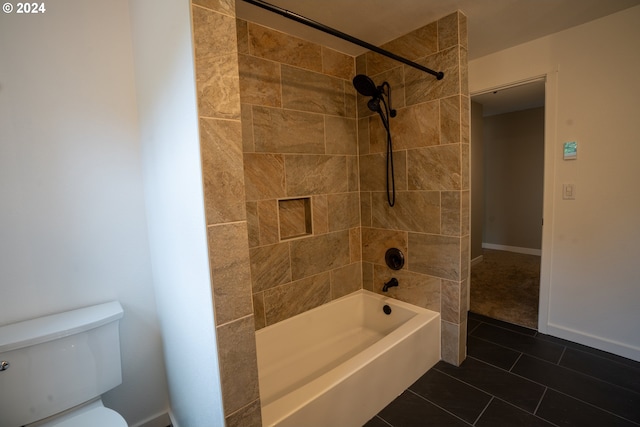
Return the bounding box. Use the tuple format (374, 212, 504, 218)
(255, 289, 435, 407)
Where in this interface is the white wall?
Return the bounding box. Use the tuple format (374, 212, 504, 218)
(0, 0, 170, 424)
(469, 6, 640, 361)
(128, 1, 226, 426)
(483, 108, 544, 251)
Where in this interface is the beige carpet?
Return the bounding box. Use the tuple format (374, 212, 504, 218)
(470, 249, 541, 329)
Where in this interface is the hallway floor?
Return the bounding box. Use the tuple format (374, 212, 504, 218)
(364, 312, 640, 427)
(470, 249, 541, 329)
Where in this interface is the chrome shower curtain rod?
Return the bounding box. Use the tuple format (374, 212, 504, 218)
(240, 0, 445, 80)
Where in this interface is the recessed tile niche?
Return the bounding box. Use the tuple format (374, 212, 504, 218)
(278, 197, 312, 240)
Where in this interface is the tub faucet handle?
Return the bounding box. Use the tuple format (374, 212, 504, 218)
(382, 278, 399, 292)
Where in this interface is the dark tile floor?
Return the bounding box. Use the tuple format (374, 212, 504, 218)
(365, 312, 640, 427)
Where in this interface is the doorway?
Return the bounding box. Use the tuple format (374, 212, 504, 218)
(470, 79, 545, 329)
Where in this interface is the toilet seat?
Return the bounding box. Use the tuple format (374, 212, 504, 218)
(29, 399, 128, 427)
(46, 406, 128, 427)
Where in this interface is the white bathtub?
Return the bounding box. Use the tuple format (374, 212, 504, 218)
(256, 289, 441, 427)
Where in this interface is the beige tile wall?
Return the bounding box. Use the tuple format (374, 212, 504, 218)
(191, 1, 261, 426)
(237, 19, 362, 330)
(358, 11, 470, 366)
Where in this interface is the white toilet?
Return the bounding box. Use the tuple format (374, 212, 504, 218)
(0, 301, 128, 427)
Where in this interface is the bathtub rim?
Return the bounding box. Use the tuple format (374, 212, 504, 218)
(255, 288, 437, 338)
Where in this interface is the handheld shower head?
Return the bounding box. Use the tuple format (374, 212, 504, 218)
(353, 75, 397, 208)
(353, 74, 396, 116)
(367, 97, 381, 113)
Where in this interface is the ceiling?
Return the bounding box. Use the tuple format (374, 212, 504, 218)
(235, 0, 639, 114)
(472, 79, 546, 116)
(236, 0, 640, 60)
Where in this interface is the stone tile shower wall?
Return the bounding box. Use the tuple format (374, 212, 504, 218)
(191, 2, 262, 426)
(357, 11, 470, 365)
(236, 20, 362, 329)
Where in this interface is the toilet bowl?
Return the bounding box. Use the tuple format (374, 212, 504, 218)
(0, 302, 128, 427)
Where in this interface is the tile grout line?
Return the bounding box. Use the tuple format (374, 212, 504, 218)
(406, 389, 475, 426)
(519, 350, 640, 398)
(470, 314, 538, 337)
(564, 344, 640, 371)
(468, 326, 566, 365)
(557, 345, 567, 365)
(542, 388, 640, 426)
(466, 317, 640, 426)
(533, 386, 548, 415)
(467, 315, 640, 378)
(509, 352, 524, 372)
(465, 346, 585, 394)
(467, 320, 640, 425)
(468, 332, 544, 367)
(497, 356, 640, 425)
(493, 394, 563, 427)
(381, 340, 638, 427)
(433, 362, 505, 399)
(445, 355, 553, 413)
(472, 396, 493, 426)
(558, 345, 640, 388)
(373, 414, 393, 427)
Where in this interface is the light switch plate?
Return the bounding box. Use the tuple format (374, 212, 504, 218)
(563, 183, 576, 200)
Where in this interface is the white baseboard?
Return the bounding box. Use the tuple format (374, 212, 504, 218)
(471, 255, 483, 267)
(133, 412, 172, 427)
(482, 243, 541, 256)
(546, 323, 640, 363)
(169, 411, 178, 427)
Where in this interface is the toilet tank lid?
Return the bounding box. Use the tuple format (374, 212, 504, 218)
(0, 301, 123, 353)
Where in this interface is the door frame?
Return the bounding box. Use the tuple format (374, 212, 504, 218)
(469, 69, 558, 333)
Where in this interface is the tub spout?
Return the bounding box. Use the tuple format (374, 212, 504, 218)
(382, 278, 399, 292)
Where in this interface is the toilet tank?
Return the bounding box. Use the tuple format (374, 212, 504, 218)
(0, 301, 124, 427)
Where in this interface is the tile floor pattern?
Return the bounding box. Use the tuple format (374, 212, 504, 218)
(365, 312, 640, 427)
